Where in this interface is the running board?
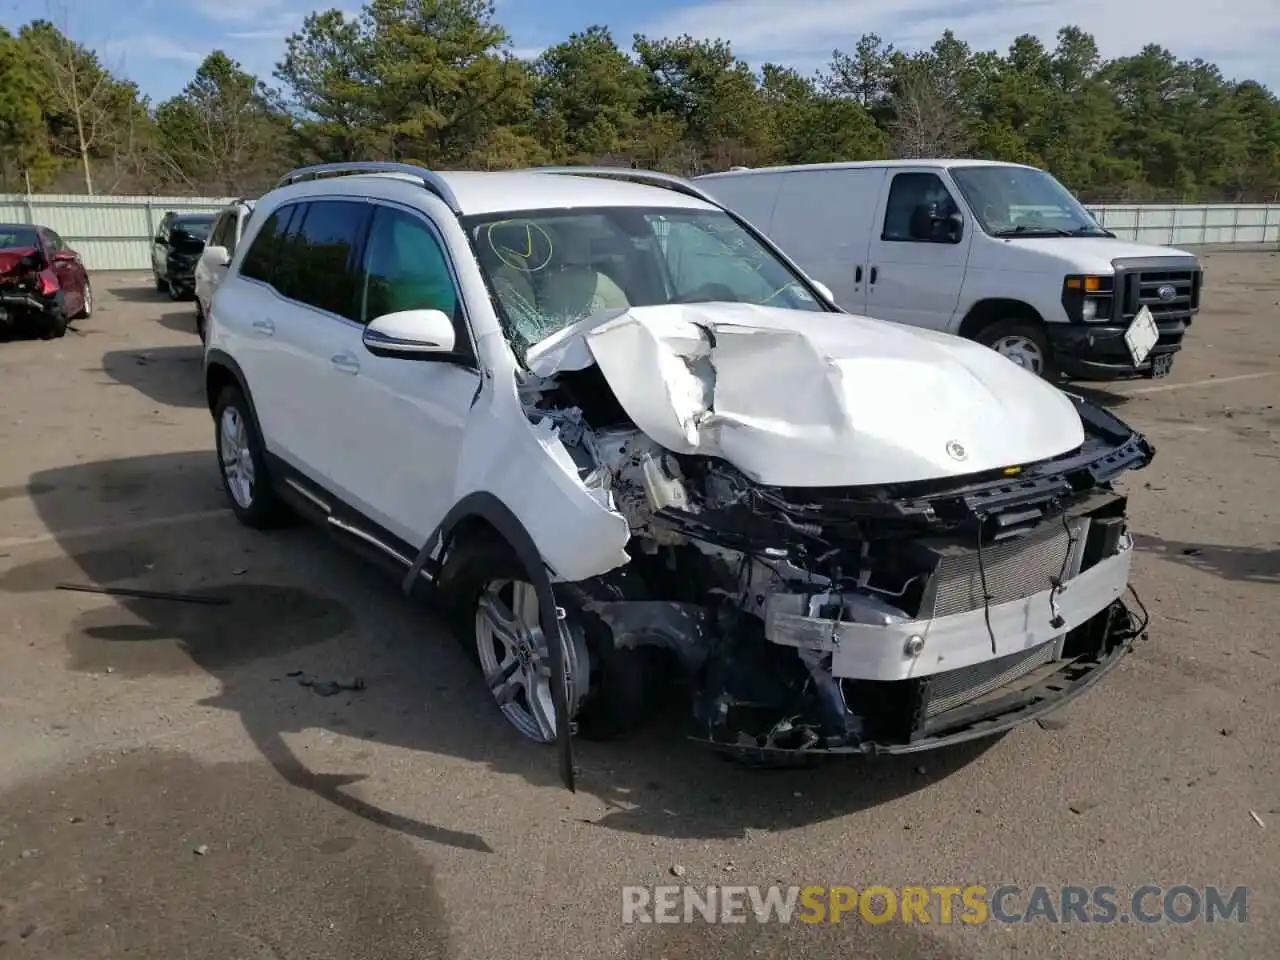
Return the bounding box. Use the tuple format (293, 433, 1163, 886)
(282, 477, 435, 584)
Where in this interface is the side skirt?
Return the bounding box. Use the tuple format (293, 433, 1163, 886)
(265, 453, 440, 590)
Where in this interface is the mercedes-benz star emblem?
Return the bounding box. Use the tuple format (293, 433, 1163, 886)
(946, 440, 967, 461)
(1157, 284, 1177, 302)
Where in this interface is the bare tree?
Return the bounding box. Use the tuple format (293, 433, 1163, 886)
(24, 3, 120, 194)
(888, 70, 968, 159)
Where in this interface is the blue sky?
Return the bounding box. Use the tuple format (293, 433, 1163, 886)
(2, 0, 1276, 105)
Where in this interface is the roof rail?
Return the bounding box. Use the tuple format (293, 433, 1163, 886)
(529, 166, 725, 208)
(275, 162, 462, 215)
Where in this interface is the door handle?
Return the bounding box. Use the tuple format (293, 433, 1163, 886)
(252, 318, 274, 335)
(855, 265, 863, 284)
(869, 266, 879, 285)
(330, 352, 360, 375)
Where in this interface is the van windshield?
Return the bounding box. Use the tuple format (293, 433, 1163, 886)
(462, 206, 826, 353)
(950, 166, 1110, 238)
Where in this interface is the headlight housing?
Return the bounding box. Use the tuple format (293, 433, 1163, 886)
(1061, 274, 1114, 323)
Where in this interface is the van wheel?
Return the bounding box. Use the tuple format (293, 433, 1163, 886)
(976, 318, 1055, 380)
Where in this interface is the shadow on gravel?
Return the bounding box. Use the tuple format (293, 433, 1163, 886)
(101, 345, 206, 409)
(108, 284, 169, 303)
(1066, 384, 1131, 409)
(1135, 533, 1279, 584)
(156, 308, 199, 336)
(7, 451, 1002, 858)
(0, 751, 451, 959)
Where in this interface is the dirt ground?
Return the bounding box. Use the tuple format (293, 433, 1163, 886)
(0, 249, 1276, 959)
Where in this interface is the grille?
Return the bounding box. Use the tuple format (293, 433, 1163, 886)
(920, 524, 1075, 620)
(1121, 268, 1200, 322)
(921, 640, 1057, 718)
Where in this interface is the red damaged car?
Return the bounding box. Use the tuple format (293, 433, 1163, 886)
(0, 223, 93, 340)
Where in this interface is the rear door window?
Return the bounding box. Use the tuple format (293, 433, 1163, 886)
(288, 200, 370, 321)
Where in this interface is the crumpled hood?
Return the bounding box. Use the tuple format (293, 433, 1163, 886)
(526, 303, 1086, 487)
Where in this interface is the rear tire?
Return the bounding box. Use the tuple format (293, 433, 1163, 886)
(213, 384, 290, 529)
(72, 278, 93, 321)
(974, 317, 1056, 380)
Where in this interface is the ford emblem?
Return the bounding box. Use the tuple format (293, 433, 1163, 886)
(1157, 284, 1177, 302)
(946, 440, 967, 461)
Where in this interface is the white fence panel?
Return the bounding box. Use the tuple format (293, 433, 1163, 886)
(0, 193, 1276, 271)
(1087, 203, 1280, 246)
(0, 194, 233, 270)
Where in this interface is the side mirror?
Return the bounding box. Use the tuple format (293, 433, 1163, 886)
(811, 280, 834, 303)
(946, 211, 964, 243)
(362, 308, 456, 358)
(205, 244, 230, 267)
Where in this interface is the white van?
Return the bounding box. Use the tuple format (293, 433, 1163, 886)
(694, 160, 1203, 382)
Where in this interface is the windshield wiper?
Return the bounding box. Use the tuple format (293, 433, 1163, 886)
(991, 225, 1076, 238)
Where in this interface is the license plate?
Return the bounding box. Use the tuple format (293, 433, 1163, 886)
(1150, 353, 1174, 378)
(1124, 306, 1159, 366)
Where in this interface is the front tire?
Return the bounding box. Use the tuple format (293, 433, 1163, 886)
(195, 301, 206, 344)
(437, 533, 646, 743)
(975, 318, 1056, 380)
(39, 308, 67, 340)
(213, 384, 289, 528)
(154, 273, 167, 294)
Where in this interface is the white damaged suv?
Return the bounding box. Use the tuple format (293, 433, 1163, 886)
(203, 162, 1154, 789)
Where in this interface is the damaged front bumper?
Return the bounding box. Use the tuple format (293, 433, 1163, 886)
(694, 597, 1141, 760)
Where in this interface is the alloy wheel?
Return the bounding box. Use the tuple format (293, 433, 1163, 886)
(474, 578, 589, 742)
(218, 406, 255, 509)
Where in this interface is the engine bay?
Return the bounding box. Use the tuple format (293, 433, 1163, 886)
(520, 361, 1156, 759)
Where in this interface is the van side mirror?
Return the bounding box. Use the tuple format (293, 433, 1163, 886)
(811, 280, 835, 302)
(362, 308, 456, 358)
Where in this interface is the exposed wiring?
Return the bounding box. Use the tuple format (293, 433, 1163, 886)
(975, 516, 998, 656)
(1124, 581, 1152, 637)
(1047, 506, 1078, 630)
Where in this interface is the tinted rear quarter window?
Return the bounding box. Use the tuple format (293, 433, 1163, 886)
(239, 205, 296, 285)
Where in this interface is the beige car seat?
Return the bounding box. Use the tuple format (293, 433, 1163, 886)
(538, 227, 630, 321)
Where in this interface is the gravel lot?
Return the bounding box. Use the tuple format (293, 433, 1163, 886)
(0, 249, 1276, 959)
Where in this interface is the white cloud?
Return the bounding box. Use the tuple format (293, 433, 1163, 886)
(186, 0, 289, 23)
(643, 0, 1280, 89)
(104, 34, 204, 67)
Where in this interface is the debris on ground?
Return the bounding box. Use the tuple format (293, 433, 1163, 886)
(669, 864, 685, 877)
(55, 583, 230, 606)
(294, 673, 365, 697)
(1250, 811, 1265, 828)
(194, 844, 210, 856)
(1068, 801, 1099, 815)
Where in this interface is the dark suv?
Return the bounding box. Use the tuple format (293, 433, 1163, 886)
(151, 212, 215, 301)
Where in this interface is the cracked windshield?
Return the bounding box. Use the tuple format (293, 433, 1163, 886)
(465, 207, 823, 352)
